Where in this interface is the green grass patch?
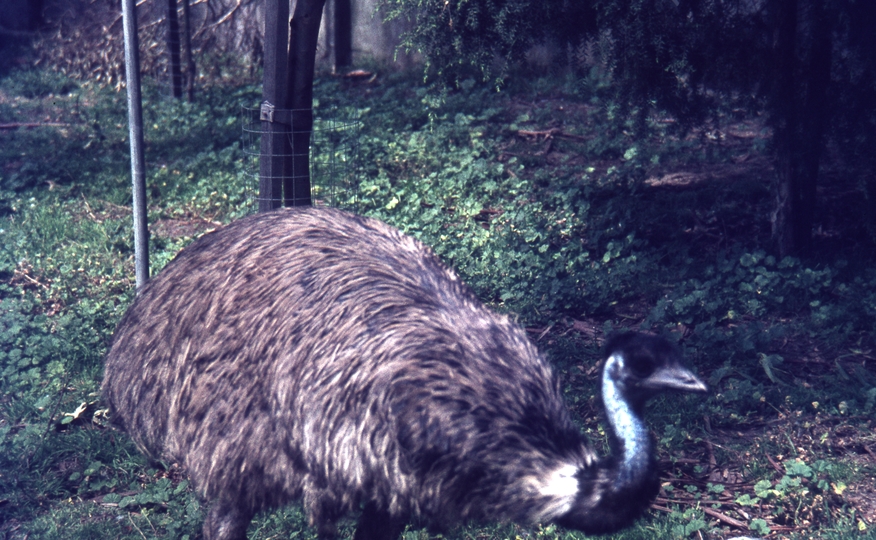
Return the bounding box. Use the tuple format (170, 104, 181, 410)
(1, 65, 874, 538)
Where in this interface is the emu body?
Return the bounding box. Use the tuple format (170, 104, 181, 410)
(102, 207, 705, 539)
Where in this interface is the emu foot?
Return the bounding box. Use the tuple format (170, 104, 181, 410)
(352, 502, 407, 540)
(203, 499, 253, 540)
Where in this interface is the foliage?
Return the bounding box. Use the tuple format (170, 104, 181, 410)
(382, 0, 568, 87)
(380, 0, 763, 126)
(828, 1, 876, 236)
(0, 70, 253, 537)
(385, 0, 876, 256)
(0, 69, 79, 99)
(355, 82, 664, 317)
(1, 64, 875, 539)
(30, 0, 264, 90)
(750, 459, 846, 527)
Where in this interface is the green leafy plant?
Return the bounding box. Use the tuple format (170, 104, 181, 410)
(2, 64, 874, 539)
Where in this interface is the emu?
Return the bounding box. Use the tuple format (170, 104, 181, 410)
(102, 207, 707, 540)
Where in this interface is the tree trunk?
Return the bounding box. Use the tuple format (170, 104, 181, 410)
(795, 0, 832, 251)
(771, 0, 800, 256)
(771, 0, 832, 257)
(258, 0, 290, 212)
(334, 0, 352, 72)
(166, 0, 183, 99)
(181, 0, 196, 102)
(284, 0, 327, 207)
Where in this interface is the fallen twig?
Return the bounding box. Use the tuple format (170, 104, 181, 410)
(701, 506, 747, 529)
(766, 454, 784, 474)
(654, 498, 749, 530)
(516, 128, 589, 141)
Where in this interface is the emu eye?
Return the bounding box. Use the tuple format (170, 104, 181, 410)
(628, 355, 655, 378)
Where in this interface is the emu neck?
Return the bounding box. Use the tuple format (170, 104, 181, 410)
(602, 355, 652, 490)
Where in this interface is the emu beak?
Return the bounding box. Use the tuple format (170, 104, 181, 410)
(645, 365, 708, 394)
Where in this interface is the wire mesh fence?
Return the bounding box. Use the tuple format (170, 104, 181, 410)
(242, 106, 360, 210)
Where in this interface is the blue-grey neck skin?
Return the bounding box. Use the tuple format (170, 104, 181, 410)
(601, 353, 652, 489)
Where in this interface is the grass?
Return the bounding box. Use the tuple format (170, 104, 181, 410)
(1, 63, 875, 539)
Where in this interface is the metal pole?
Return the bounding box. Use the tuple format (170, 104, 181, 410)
(122, 0, 149, 291)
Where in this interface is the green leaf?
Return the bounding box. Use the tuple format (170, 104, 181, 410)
(750, 518, 770, 535)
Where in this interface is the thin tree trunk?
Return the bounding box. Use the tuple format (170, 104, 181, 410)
(771, 0, 832, 257)
(794, 0, 832, 254)
(181, 0, 196, 102)
(259, 0, 290, 212)
(166, 0, 183, 99)
(284, 0, 327, 207)
(771, 0, 799, 256)
(334, 0, 352, 72)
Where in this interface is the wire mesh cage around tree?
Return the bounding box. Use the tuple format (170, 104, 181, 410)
(242, 106, 360, 210)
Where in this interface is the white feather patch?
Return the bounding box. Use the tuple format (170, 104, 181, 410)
(527, 462, 579, 521)
(542, 463, 580, 498)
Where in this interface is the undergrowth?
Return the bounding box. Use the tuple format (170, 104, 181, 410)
(0, 65, 874, 539)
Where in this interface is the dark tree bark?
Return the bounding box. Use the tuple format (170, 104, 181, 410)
(795, 1, 832, 249)
(771, 0, 799, 256)
(166, 0, 183, 99)
(181, 0, 196, 102)
(258, 0, 290, 212)
(284, 0, 328, 207)
(334, 0, 352, 71)
(771, 0, 833, 257)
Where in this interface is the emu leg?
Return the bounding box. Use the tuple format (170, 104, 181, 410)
(353, 502, 406, 540)
(203, 499, 253, 540)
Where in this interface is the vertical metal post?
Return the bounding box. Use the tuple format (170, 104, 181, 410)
(122, 0, 149, 291)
